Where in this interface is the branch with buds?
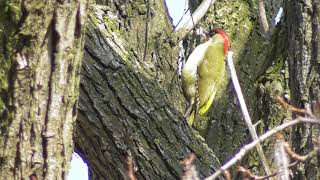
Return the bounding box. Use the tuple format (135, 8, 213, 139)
(236, 133, 319, 180)
(205, 102, 320, 180)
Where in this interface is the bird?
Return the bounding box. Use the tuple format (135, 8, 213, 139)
(181, 28, 230, 126)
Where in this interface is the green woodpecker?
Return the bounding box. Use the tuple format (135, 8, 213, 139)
(182, 29, 230, 126)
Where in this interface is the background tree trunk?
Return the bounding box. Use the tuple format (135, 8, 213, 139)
(0, 0, 88, 179)
(286, 0, 320, 178)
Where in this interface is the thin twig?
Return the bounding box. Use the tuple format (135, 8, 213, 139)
(174, 9, 190, 31)
(226, 51, 271, 175)
(237, 161, 300, 180)
(173, 0, 189, 31)
(222, 170, 231, 180)
(275, 96, 311, 115)
(274, 133, 290, 180)
(284, 141, 319, 162)
(237, 165, 275, 180)
(237, 142, 319, 180)
(180, 154, 200, 180)
(205, 117, 320, 180)
(128, 156, 136, 180)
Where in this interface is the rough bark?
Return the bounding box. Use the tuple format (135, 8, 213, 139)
(286, 0, 320, 178)
(0, 0, 88, 179)
(1, 0, 318, 179)
(188, 0, 319, 177)
(196, 0, 277, 166)
(74, 2, 222, 179)
(73, 0, 291, 178)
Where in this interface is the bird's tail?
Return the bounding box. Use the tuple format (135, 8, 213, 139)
(185, 73, 200, 127)
(184, 104, 197, 127)
(187, 111, 195, 126)
(199, 90, 217, 115)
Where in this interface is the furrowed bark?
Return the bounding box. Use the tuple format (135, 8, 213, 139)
(74, 3, 222, 179)
(76, 3, 219, 179)
(286, 0, 320, 178)
(0, 0, 88, 179)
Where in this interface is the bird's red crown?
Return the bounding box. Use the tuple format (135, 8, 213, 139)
(211, 29, 230, 56)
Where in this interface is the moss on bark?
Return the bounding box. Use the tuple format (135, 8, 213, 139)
(0, 0, 88, 179)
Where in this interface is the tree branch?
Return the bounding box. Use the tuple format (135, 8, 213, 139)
(174, 0, 216, 41)
(205, 116, 320, 180)
(226, 51, 272, 175)
(258, 0, 269, 34)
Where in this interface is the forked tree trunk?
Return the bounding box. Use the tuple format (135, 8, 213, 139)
(75, 0, 320, 179)
(0, 0, 319, 179)
(74, 2, 222, 179)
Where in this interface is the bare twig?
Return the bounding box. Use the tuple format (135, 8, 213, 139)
(205, 116, 320, 180)
(237, 165, 276, 180)
(275, 96, 311, 115)
(180, 154, 200, 180)
(222, 170, 231, 180)
(175, 0, 216, 41)
(237, 161, 300, 180)
(174, 9, 190, 31)
(172, 0, 189, 30)
(284, 140, 320, 162)
(274, 133, 290, 180)
(237, 135, 319, 180)
(258, 0, 269, 34)
(226, 51, 271, 175)
(128, 156, 136, 180)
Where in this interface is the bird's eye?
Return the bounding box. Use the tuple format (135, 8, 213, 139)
(206, 30, 215, 38)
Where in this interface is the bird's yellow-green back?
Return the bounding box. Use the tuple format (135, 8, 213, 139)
(181, 33, 227, 126)
(197, 34, 226, 115)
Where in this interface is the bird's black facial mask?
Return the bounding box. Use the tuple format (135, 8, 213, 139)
(206, 30, 215, 38)
(205, 31, 215, 41)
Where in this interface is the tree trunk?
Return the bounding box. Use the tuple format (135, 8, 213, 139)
(0, 0, 88, 179)
(286, 0, 320, 178)
(74, 2, 221, 179)
(1, 0, 319, 179)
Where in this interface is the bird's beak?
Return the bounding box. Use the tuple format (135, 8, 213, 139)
(195, 27, 208, 39)
(202, 29, 209, 39)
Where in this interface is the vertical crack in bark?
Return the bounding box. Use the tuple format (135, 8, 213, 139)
(311, 0, 319, 72)
(142, 0, 150, 62)
(80, 79, 120, 148)
(75, 3, 82, 38)
(42, 18, 58, 179)
(14, 120, 23, 177)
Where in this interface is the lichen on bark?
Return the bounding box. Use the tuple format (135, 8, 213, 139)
(0, 0, 88, 179)
(74, 1, 222, 179)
